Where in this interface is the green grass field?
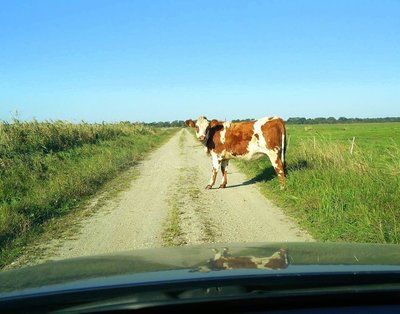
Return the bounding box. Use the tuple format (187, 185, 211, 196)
(0, 121, 177, 267)
(235, 122, 400, 244)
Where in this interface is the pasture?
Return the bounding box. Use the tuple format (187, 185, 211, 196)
(235, 122, 400, 244)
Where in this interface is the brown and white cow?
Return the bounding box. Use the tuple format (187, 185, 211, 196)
(185, 116, 287, 189)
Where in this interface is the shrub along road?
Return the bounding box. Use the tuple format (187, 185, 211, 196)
(16, 129, 313, 266)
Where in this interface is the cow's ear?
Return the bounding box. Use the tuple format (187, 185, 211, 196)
(210, 119, 220, 128)
(185, 119, 195, 127)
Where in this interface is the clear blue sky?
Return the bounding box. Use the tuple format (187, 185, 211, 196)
(1, 0, 399, 122)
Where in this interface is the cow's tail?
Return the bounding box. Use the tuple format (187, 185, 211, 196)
(281, 123, 287, 175)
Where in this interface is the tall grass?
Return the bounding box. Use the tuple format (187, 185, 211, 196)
(0, 120, 176, 265)
(0, 120, 152, 155)
(235, 123, 400, 244)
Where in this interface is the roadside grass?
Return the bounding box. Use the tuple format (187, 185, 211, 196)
(234, 122, 400, 244)
(0, 120, 178, 267)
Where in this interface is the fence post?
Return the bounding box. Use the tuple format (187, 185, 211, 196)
(350, 137, 356, 155)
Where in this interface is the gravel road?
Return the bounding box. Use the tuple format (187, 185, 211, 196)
(33, 129, 313, 262)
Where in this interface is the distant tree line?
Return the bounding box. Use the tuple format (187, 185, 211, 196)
(143, 120, 186, 128)
(285, 117, 400, 124)
(232, 117, 400, 124)
(135, 117, 400, 127)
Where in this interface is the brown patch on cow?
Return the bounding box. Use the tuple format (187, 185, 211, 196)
(210, 119, 220, 128)
(208, 121, 255, 156)
(223, 121, 255, 155)
(185, 119, 195, 127)
(263, 249, 288, 269)
(261, 118, 285, 150)
(214, 256, 258, 269)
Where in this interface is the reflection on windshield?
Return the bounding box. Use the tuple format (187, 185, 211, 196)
(194, 248, 289, 272)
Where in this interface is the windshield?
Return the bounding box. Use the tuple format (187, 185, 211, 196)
(0, 0, 399, 300)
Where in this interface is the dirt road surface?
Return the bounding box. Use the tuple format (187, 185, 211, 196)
(26, 129, 314, 264)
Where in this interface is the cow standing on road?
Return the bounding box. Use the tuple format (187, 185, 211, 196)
(185, 116, 287, 189)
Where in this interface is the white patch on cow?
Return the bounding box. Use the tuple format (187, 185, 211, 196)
(222, 262, 231, 269)
(211, 151, 220, 170)
(266, 148, 279, 169)
(281, 132, 286, 165)
(213, 249, 222, 260)
(219, 122, 231, 144)
(250, 256, 261, 265)
(237, 117, 272, 161)
(250, 256, 274, 269)
(242, 133, 260, 160)
(253, 117, 270, 148)
(207, 151, 220, 186)
(220, 129, 226, 144)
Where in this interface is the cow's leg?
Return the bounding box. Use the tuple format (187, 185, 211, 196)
(219, 159, 229, 188)
(274, 157, 286, 189)
(266, 148, 286, 189)
(206, 153, 220, 189)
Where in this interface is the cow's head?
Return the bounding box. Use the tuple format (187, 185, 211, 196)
(185, 116, 219, 143)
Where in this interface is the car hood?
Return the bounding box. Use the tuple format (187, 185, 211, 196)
(1, 242, 400, 295)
